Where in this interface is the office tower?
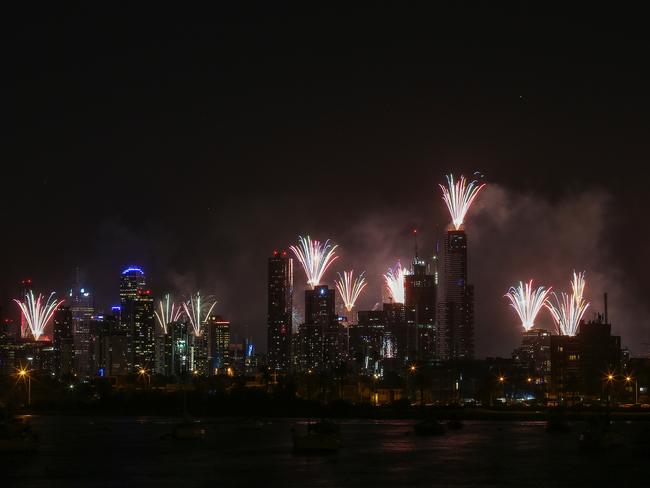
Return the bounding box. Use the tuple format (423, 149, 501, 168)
(550, 317, 621, 405)
(512, 328, 552, 382)
(299, 285, 340, 372)
(267, 250, 293, 372)
(404, 245, 437, 362)
(120, 267, 155, 372)
(19, 278, 34, 338)
(205, 314, 230, 374)
(94, 311, 129, 376)
(438, 229, 474, 360)
(351, 310, 386, 374)
(167, 321, 191, 377)
(52, 306, 74, 377)
(69, 276, 95, 376)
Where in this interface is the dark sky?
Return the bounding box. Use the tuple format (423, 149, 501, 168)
(3, 4, 649, 356)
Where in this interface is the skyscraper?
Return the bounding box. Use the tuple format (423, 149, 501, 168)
(69, 276, 95, 376)
(299, 285, 340, 372)
(438, 229, 474, 360)
(405, 247, 437, 362)
(267, 250, 293, 372)
(19, 278, 33, 338)
(53, 306, 74, 377)
(206, 314, 230, 374)
(120, 267, 155, 372)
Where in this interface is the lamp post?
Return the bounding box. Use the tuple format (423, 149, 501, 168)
(498, 376, 506, 404)
(18, 368, 31, 406)
(625, 375, 638, 404)
(138, 368, 150, 391)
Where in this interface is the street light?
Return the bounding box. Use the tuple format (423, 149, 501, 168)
(17, 368, 31, 406)
(138, 368, 150, 390)
(625, 375, 638, 404)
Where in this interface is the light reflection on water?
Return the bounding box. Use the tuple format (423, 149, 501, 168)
(1, 416, 647, 487)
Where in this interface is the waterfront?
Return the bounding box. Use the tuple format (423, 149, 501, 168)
(2, 416, 647, 487)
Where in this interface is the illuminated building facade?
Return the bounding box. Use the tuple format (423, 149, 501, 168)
(267, 251, 293, 372)
(120, 267, 155, 372)
(404, 253, 437, 362)
(19, 278, 34, 338)
(53, 305, 74, 377)
(438, 229, 474, 360)
(206, 314, 230, 374)
(299, 285, 339, 372)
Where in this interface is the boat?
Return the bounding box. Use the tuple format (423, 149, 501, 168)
(292, 420, 341, 452)
(414, 419, 445, 436)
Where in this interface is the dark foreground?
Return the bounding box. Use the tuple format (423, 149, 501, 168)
(2, 416, 648, 487)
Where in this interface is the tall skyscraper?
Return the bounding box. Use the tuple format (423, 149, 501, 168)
(438, 229, 474, 360)
(120, 267, 155, 372)
(69, 274, 95, 376)
(299, 285, 340, 372)
(206, 314, 230, 374)
(94, 311, 129, 377)
(405, 242, 437, 362)
(19, 278, 33, 338)
(267, 250, 293, 372)
(53, 306, 74, 377)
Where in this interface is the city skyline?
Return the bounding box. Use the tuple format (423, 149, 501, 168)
(3, 174, 640, 359)
(4, 5, 649, 359)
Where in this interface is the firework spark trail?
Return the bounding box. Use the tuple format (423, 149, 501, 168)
(383, 262, 406, 304)
(13, 291, 64, 341)
(439, 174, 486, 230)
(545, 271, 590, 336)
(335, 270, 368, 313)
(505, 280, 553, 331)
(182, 292, 218, 337)
(154, 293, 183, 334)
(289, 235, 339, 289)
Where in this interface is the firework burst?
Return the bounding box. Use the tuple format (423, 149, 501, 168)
(505, 280, 552, 331)
(545, 271, 590, 336)
(14, 291, 64, 341)
(335, 270, 368, 313)
(154, 293, 183, 334)
(383, 262, 406, 304)
(289, 235, 339, 288)
(182, 292, 218, 337)
(439, 174, 486, 230)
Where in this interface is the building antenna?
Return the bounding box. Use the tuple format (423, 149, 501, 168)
(604, 292, 608, 324)
(413, 228, 419, 260)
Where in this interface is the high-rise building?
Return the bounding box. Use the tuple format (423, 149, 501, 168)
(68, 277, 95, 377)
(206, 314, 230, 374)
(267, 250, 293, 372)
(550, 317, 622, 405)
(405, 248, 437, 362)
(438, 229, 474, 360)
(350, 310, 386, 374)
(120, 267, 155, 372)
(512, 328, 552, 382)
(19, 278, 34, 338)
(52, 306, 74, 378)
(298, 285, 340, 372)
(171, 321, 191, 376)
(94, 311, 129, 377)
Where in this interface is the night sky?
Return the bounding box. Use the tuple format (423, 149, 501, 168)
(4, 4, 649, 356)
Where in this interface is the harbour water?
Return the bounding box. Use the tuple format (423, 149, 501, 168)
(2, 416, 647, 487)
